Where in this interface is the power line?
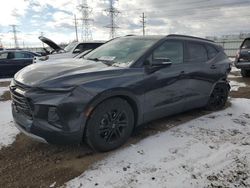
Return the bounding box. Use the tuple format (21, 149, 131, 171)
(105, 0, 120, 39)
(9, 25, 19, 49)
(140, 12, 146, 36)
(77, 0, 93, 41)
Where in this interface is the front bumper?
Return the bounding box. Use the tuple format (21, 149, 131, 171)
(235, 61, 250, 69)
(14, 119, 47, 143)
(10, 82, 94, 145)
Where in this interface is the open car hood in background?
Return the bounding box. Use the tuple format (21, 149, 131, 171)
(38, 36, 63, 51)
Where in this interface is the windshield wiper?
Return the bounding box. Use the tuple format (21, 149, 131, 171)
(86, 57, 99, 61)
(86, 57, 114, 66)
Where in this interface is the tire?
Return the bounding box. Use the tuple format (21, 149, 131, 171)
(206, 83, 229, 111)
(85, 97, 134, 152)
(241, 69, 250, 77)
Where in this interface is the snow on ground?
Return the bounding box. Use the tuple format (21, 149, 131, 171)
(230, 80, 247, 91)
(0, 78, 12, 82)
(66, 98, 250, 188)
(0, 86, 8, 97)
(0, 101, 19, 149)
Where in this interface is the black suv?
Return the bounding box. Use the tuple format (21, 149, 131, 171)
(10, 35, 231, 151)
(235, 38, 250, 77)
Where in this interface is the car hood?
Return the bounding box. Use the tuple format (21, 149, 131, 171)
(14, 59, 121, 87)
(39, 36, 63, 51)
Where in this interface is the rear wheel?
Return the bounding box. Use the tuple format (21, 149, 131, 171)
(241, 69, 250, 77)
(85, 98, 134, 152)
(206, 83, 229, 111)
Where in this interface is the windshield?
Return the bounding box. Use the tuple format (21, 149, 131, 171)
(64, 42, 78, 52)
(84, 38, 158, 67)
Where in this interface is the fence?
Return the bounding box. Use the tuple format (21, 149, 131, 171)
(215, 39, 244, 57)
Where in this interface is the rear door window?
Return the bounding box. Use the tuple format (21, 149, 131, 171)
(206, 45, 219, 59)
(186, 42, 208, 63)
(241, 39, 250, 49)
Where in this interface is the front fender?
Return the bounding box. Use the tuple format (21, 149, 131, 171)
(83, 88, 144, 127)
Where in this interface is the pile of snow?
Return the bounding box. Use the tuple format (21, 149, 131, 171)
(66, 98, 250, 188)
(0, 79, 10, 98)
(0, 78, 12, 82)
(0, 101, 19, 149)
(0, 87, 8, 97)
(230, 80, 247, 91)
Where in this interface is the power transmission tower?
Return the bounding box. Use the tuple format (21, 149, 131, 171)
(140, 12, 146, 36)
(105, 0, 120, 39)
(77, 0, 93, 41)
(74, 14, 79, 42)
(10, 25, 19, 49)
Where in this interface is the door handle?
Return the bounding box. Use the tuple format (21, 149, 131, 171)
(210, 65, 217, 69)
(180, 70, 185, 74)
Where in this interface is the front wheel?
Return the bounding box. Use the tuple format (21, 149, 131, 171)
(85, 98, 134, 152)
(206, 83, 229, 111)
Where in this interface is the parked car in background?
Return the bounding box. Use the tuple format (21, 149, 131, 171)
(235, 38, 250, 77)
(35, 36, 105, 63)
(11, 35, 231, 152)
(0, 50, 41, 77)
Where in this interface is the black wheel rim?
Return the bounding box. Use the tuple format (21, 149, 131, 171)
(210, 87, 227, 108)
(98, 109, 128, 143)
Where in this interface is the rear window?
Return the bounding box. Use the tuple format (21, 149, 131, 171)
(186, 42, 208, 63)
(241, 39, 250, 49)
(206, 45, 219, 59)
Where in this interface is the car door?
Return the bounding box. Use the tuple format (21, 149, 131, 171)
(7, 52, 33, 75)
(181, 41, 220, 111)
(143, 40, 190, 122)
(0, 52, 10, 77)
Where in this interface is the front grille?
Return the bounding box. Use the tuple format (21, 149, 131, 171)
(10, 81, 33, 119)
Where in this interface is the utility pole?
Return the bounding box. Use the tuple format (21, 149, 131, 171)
(74, 14, 79, 42)
(140, 12, 146, 36)
(77, 0, 93, 41)
(10, 25, 19, 49)
(105, 0, 120, 39)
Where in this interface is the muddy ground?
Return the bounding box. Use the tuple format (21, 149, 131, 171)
(0, 70, 249, 188)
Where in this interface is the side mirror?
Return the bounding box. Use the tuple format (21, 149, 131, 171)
(152, 58, 172, 67)
(73, 49, 81, 54)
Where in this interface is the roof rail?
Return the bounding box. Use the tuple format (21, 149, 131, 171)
(167, 34, 214, 42)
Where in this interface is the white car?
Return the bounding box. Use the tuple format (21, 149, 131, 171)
(34, 36, 104, 63)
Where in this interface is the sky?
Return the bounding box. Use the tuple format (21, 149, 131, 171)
(0, 0, 250, 48)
